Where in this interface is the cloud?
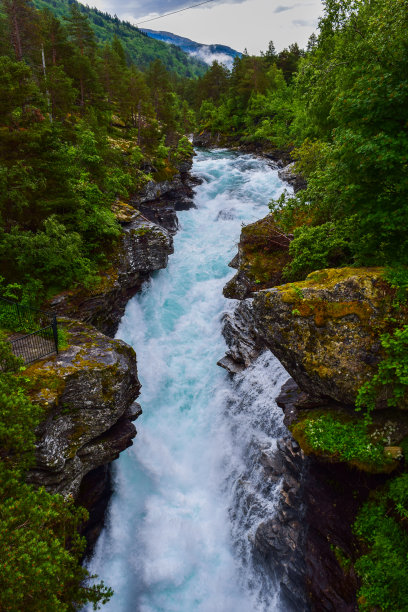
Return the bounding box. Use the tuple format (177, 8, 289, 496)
(292, 18, 316, 26)
(274, 4, 296, 12)
(190, 47, 235, 67)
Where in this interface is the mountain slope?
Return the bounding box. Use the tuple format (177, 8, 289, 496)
(142, 28, 242, 68)
(32, 0, 207, 77)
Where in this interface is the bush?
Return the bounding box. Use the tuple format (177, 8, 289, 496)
(356, 325, 408, 413)
(354, 476, 408, 611)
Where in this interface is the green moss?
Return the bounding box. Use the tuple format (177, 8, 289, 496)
(292, 412, 397, 473)
(133, 226, 154, 237)
(332, 545, 353, 574)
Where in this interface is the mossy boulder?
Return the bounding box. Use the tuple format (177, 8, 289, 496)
(253, 267, 400, 406)
(26, 319, 141, 498)
(223, 214, 292, 299)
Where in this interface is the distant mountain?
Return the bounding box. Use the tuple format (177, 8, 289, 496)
(32, 0, 207, 78)
(141, 29, 242, 68)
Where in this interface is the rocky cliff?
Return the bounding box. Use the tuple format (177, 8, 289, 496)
(129, 158, 201, 234)
(221, 213, 407, 610)
(223, 213, 292, 300)
(49, 161, 200, 338)
(26, 318, 141, 547)
(50, 209, 173, 337)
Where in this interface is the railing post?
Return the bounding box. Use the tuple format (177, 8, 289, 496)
(52, 316, 59, 355)
(16, 302, 22, 327)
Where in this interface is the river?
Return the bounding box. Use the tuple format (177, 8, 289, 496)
(87, 149, 292, 611)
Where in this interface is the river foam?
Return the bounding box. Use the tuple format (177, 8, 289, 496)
(86, 149, 292, 611)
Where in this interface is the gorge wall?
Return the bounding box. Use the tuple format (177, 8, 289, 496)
(221, 212, 406, 611)
(28, 162, 197, 548)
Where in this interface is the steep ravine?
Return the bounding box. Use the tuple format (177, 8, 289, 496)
(28, 160, 198, 548)
(85, 149, 299, 611)
(29, 147, 384, 611)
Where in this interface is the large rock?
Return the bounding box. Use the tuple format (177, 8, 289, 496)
(219, 299, 263, 371)
(255, 437, 310, 611)
(278, 162, 307, 193)
(252, 267, 396, 406)
(223, 214, 292, 300)
(26, 318, 141, 499)
(130, 161, 200, 233)
(50, 213, 173, 336)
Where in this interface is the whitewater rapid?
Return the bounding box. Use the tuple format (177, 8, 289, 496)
(87, 149, 291, 611)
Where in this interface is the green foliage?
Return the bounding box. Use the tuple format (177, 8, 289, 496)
(356, 325, 408, 413)
(273, 0, 408, 281)
(354, 475, 408, 611)
(388, 474, 408, 520)
(195, 51, 297, 148)
(174, 136, 194, 161)
(302, 413, 389, 466)
(0, 475, 112, 611)
(384, 266, 408, 305)
(0, 0, 197, 303)
(283, 221, 352, 280)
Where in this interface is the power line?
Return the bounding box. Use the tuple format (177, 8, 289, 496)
(136, 0, 217, 26)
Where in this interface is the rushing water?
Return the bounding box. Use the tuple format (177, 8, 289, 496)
(87, 149, 292, 611)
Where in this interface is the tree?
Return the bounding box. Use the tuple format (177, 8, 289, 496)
(2, 0, 39, 62)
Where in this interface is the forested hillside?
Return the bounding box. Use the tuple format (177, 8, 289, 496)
(194, 0, 408, 283)
(32, 0, 206, 77)
(0, 0, 197, 307)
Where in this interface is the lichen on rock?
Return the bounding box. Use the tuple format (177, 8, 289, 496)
(252, 267, 397, 406)
(26, 318, 141, 499)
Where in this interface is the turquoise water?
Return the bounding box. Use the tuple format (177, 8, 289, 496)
(87, 149, 291, 611)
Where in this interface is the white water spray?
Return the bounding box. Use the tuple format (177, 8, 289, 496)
(87, 149, 291, 611)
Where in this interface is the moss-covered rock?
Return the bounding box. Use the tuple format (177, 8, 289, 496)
(26, 318, 141, 498)
(252, 267, 400, 406)
(223, 214, 292, 299)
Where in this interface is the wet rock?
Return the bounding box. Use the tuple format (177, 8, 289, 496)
(278, 162, 307, 193)
(216, 355, 245, 374)
(138, 202, 179, 234)
(223, 270, 255, 300)
(220, 299, 263, 369)
(26, 318, 141, 499)
(254, 437, 310, 612)
(216, 208, 236, 221)
(130, 164, 200, 233)
(223, 214, 292, 300)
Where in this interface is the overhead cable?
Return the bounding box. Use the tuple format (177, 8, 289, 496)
(136, 0, 217, 26)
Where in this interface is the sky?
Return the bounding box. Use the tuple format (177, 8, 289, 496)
(88, 0, 325, 55)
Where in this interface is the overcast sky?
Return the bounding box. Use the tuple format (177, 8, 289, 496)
(89, 0, 325, 55)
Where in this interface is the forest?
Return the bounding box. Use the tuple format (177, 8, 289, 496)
(0, 0, 407, 609)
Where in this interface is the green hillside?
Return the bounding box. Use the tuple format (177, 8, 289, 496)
(32, 0, 207, 77)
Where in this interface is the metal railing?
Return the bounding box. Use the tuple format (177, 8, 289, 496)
(0, 297, 58, 364)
